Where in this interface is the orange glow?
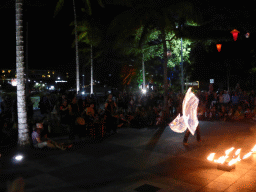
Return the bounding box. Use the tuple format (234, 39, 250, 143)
(216, 44, 222, 52)
(243, 152, 252, 159)
(228, 155, 241, 166)
(235, 149, 241, 156)
(208, 145, 256, 166)
(214, 155, 228, 164)
(207, 153, 215, 161)
(251, 145, 256, 153)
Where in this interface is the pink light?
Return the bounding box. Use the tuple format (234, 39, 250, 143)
(231, 29, 240, 41)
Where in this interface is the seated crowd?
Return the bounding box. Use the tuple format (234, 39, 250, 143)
(197, 89, 256, 122)
(55, 88, 256, 134)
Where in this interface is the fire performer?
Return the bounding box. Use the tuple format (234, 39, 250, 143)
(169, 87, 201, 145)
(183, 110, 201, 145)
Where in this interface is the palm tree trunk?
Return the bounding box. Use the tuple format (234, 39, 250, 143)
(16, 0, 29, 145)
(161, 29, 169, 114)
(142, 52, 145, 91)
(90, 44, 93, 95)
(180, 37, 184, 93)
(73, 0, 80, 94)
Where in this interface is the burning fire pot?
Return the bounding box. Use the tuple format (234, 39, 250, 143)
(217, 161, 235, 171)
(207, 145, 256, 172)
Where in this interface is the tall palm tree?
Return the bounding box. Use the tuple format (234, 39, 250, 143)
(73, 0, 80, 94)
(75, 16, 103, 94)
(55, 0, 80, 94)
(16, 0, 29, 145)
(55, 0, 104, 94)
(109, 1, 199, 114)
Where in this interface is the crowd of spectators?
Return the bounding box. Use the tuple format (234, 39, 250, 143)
(1, 85, 256, 142)
(196, 86, 256, 122)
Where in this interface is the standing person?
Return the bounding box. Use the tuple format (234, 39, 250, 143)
(68, 95, 80, 141)
(59, 99, 69, 125)
(183, 100, 201, 145)
(223, 90, 230, 107)
(249, 90, 255, 110)
(218, 91, 224, 110)
(105, 94, 117, 134)
(183, 124, 201, 145)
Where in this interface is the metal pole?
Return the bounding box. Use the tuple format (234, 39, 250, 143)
(181, 37, 184, 93)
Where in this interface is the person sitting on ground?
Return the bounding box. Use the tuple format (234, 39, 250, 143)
(219, 105, 228, 121)
(209, 105, 217, 120)
(31, 123, 72, 150)
(59, 99, 69, 125)
(116, 113, 130, 128)
(233, 105, 244, 121)
(83, 103, 95, 122)
(244, 107, 253, 119)
(145, 106, 157, 127)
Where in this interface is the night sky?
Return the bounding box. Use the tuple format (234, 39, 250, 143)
(0, 1, 256, 90)
(0, 1, 75, 70)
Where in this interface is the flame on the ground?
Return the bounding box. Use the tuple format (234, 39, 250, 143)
(228, 155, 241, 166)
(225, 147, 235, 156)
(212, 147, 235, 164)
(235, 149, 241, 156)
(251, 145, 256, 153)
(207, 153, 215, 161)
(243, 152, 252, 159)
(207, 145, 256, 166)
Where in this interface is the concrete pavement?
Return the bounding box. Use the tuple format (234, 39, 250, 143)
(1, 120, 256, 191)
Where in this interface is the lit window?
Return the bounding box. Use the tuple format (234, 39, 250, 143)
(66, 72, 68, 75)
(2, 70, 5, 73)
(52, 71, 55, 74)
(47, 75, 50, 78)
(48, 71, 50, 74)
(8, 70, 11, 73)
(42, 75, 45, 78)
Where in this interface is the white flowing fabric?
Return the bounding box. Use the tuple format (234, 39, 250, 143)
(168, 114, 187, 133)
(169, 87, 199, 135)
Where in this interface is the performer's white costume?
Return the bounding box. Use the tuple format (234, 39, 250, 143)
(169, 87, 199, 135)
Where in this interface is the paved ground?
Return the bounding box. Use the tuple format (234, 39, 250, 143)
(1, 118, 256, 191)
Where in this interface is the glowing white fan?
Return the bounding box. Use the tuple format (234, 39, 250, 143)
(169, 87, 199, 135)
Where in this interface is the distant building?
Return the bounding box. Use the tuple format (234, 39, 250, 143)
(0, 69, 69, 91)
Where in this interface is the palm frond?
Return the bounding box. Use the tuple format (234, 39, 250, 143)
(54, 0, 64, 17)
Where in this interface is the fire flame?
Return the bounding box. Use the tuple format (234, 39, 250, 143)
(207, 153, 215, 161)
(251, 145, 256, 153)
(243, 152, 252, 159)
(228, 155, 241, 166)
(235, 149, 241, 156)
(207, 145, 256, 166)
(225, 147, 235, 156)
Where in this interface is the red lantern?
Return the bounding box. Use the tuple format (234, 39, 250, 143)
(230, 29, 240, 41)
(216, 44, 222, 52)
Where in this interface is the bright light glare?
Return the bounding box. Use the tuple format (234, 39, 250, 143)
(82, 91, 85, 95)
(15, 155, 23, 161)
(141, 89, 146, 94)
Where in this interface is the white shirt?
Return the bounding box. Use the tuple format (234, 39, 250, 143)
(223, 93, 230, 103)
